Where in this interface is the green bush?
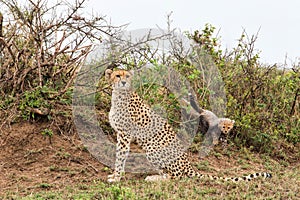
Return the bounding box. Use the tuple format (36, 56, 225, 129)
(189, 25, 300, 158)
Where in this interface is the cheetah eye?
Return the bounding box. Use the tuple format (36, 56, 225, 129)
(223, 126, 226, 129)
(126, 75, 130, 78)
(116, 74, 121, 78)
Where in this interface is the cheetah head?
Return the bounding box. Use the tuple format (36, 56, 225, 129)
(105, 69, 134, 90)
(216, 118, 235, 145)
(218, 118, 235, 134)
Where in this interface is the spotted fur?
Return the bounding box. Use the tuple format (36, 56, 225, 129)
(105, 69, 272, 182)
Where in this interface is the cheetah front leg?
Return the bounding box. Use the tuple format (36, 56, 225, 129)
(108, 131, 131, 182)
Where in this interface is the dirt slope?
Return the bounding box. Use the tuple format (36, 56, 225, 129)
(0, 121, 107, 195)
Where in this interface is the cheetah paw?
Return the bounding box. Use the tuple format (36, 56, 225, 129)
(145, 174, 170, 182)
(107, 173, 121, 182)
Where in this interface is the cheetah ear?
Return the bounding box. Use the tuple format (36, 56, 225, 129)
(231, 120, 235, 124)
(105, 69, 113, 81)
(129, 69, 134, 76)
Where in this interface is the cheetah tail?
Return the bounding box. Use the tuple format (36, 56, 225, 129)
(197, 172, 272, 182)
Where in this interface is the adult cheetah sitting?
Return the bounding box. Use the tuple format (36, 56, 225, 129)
(105, 68, 271, 182)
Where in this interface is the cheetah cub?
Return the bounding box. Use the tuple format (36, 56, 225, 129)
(198, 109, 235, 145)
(182, 94, 235, 145)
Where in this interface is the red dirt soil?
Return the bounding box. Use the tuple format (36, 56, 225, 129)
(0, 121, 273, 196)
(0, 121, 107, 196)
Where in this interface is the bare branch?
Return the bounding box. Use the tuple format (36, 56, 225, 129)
(0, 0, 122, 96)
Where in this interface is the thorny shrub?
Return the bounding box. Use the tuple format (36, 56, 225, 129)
(0, 0, 122, 124)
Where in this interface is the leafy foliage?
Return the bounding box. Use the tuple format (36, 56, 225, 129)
(190, 26, 300, 158)
(0, 1, 298, 162)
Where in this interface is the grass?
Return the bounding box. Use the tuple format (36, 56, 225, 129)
(3, 158, 299, 200)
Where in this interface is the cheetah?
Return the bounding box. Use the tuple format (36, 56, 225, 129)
(105, 68, 272, 182)
(185, 93, 235, 145)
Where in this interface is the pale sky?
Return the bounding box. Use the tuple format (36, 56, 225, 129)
(85, 0, 300, 66)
